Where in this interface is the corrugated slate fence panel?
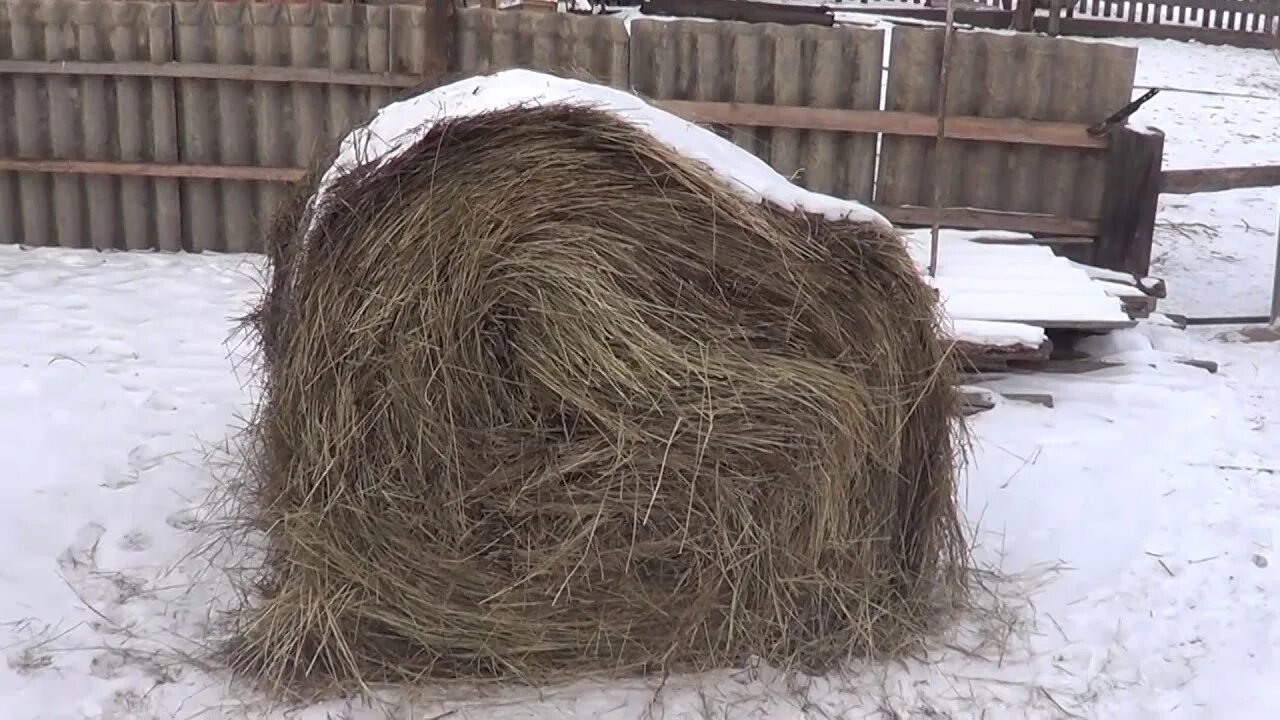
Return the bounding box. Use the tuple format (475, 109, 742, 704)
(0, 0, 176, 249)
(172, 0, 407, 252)
(456, 8, 629, 87)
(630, 20, 884, 202)
(876, 27, 1136, 226)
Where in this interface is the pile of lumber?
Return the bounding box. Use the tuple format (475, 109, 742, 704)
(910, 229, 1185, 414)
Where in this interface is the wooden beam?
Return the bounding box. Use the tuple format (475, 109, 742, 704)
(844, 6, 1016, 28)
(1095, 126, 1165, 276)
(0, 60, 1107, 151)
(875, 205, 1099, 236)
(967, 235, 1094, 246)
(0, 159, 306, 183)
(640, 0, 835, 25)
(0, 59, 424, 88)
(1013, 0, 1035, 31)
(656, 100, 1107, 149)
(1161, 165, 1280, 194)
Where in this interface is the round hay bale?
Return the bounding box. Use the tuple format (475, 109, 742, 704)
(231, 75, 965, 691)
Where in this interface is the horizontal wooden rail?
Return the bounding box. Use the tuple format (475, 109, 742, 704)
(0, 59, 424, 88)
(0, 60, 1106, 149)
(1161, 165, 1280, 194)
(874, 205, 1099, 236)
(0, 159, 1099, 237)
(0, 159, 306, 183)
(656, 100, 1108, 149)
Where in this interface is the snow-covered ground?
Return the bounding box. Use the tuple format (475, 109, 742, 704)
(2, 36, 1279, 720)
(1123, 38, 1280, 318)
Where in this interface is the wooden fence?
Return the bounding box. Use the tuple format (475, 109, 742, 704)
(0, 1, 1159, 272)
(1048, 0, 1280, 47)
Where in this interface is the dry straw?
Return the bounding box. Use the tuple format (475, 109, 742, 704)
(229, 102, 967, 694)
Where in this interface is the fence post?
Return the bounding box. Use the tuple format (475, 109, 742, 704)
(423, 0, 458, 82)
(1013, 0, 1034, 31)
(1272, 202, 1280, 326)
(1095, 125, 1165, 276)
(1047, 0, 1062, 35)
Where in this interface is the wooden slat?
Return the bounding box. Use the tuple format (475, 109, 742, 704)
(641, 0, 836, 26)
(0, 158, 305, 182)
(657, 100, 1108, 149)
(0, 159, 1101, 239)
(1161, 165, 1280, 193)
(0, 58, 424, 87)
(969, 234, 1095, 246)
(876, 204, 1099, 236)
(0, 59, 1108, 151)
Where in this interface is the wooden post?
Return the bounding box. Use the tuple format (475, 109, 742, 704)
(1095, 126, 1165, 276)
(1047, 0, 1063, 35)
(929, 0, 958, 277)
(424, 0, 458, 82)
(1272, 202, 1280, 326)
(1014, 0, 1035, 31)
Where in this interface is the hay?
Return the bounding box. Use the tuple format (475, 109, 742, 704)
(230, 99, 966, 692)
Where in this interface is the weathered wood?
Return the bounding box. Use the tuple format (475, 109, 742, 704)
(1014, 0, 1037, 29)
(0, 159, 306, 182)
(955, 336, 1054, 369)
(1039, 15, 1279, 48)
(1005, 392, 1056, 408)
(1273, 206, 1280, 325)
(640, 0, 836, 26)
(0, 58, 425, 87)
(876, 205, 1099, 236)
(654, 102, 1109, 148)
(1048, 0, 1065, 33)
(1095, 125, 1164, 276)
(969, 234, 1095, 246)
(1161, 164, 1280, 194)
(421, 0, 458, 81)
(847, 6, 1017, 27)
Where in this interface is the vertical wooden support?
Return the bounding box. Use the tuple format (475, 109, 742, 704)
(1271, 202, 1280, 326)
(422, 0, 457, 83)
(1013, 0, 1035, 31)
(1095, 125, 1164, 276)
(1047, 0, 1063, 35)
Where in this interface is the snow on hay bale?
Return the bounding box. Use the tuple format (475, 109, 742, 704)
(230, 70, 966, 691)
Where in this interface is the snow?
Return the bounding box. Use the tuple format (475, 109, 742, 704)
(904, 230, 1137, 327)
(315, 71, 1129, 337)
(313, 69, 890, 235)
(4, 32, 1280, 720)
(1119, 38, 1280, 318)
(949, 319, 1047, 349)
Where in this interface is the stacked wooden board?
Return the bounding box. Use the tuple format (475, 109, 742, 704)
(905, 229, 1174, 413)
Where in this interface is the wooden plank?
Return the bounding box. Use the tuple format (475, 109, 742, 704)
(422, 0, 457, 81)
(0, 159, 1100, 239)
(43, 0, 84, 249)
(1273, 208, 1280, 325)
(640, 0, 836, 26)
(1095, 126, 1164, 276)
(954, 336, 1053, 370)
(148, 1, 182, 252)
(655, 100, 1108, 149)
(843, 6, 1017, 27)
(76, 1, 114, 251)
(0, 58, 424, 87)
(876, 204, 1099, 236)
(0, 158, 306, 182)
(968, 234, 1095, 246)
(1161, 164, 1280, 194)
